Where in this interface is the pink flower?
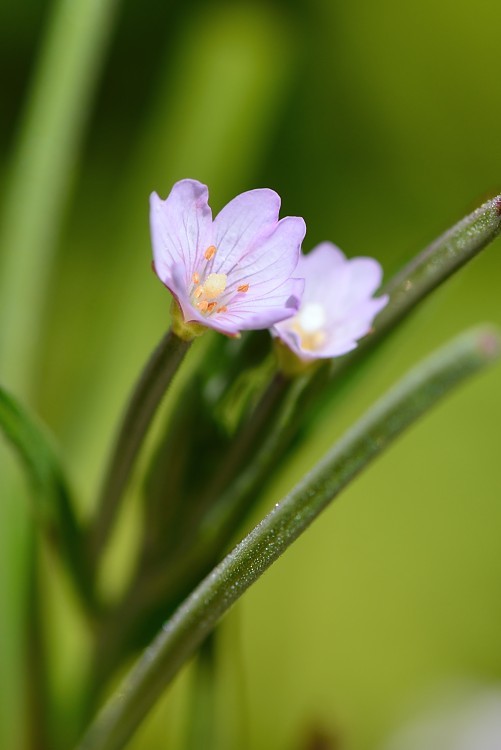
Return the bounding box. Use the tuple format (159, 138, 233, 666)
(150, 179, 306, 336)
(272, 242, 388, 361)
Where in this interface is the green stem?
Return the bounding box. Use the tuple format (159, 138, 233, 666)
(0, 0, 121, 396)
(87, 330, 191, 569)
(363, 193, 501, 356)
(0, 1, 121, 744)
(172, 371, 291, 555)
(91, 375, 308, 671)
(26, 539, 50, 750)
(293, 193, 501, 432)
(0, 385, 94, 609)
(183, 635, 217, 750)
(199, 374, 310, 544)
(76, 325, 499, 750)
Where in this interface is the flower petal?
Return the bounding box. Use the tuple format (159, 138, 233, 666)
(344, 257, 384, 303)
(225, 216, 306, 297)
(272, 241, 388, 362)
(212, 189, 281, 275)
(220, 277, 304, 332)
(298, 242, 351, 308)
(150, 179, 212, 288)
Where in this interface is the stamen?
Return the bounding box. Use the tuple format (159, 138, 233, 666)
(204, 245, 217, 261)
(192, 272, 200, 284)
(191, 271, 228, 315)
(217, 305, 228, 313)
(237, 283, 249, 293)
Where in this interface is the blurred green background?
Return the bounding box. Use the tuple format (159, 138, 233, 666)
(1, 0, 501, 748)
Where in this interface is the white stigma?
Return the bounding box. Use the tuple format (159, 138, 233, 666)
(202, 273, 227, 300)
(292, 302, 327, 351)
(297, 303, 326, 332)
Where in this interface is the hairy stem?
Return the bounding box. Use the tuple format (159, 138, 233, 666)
(76, 325, 499, 750)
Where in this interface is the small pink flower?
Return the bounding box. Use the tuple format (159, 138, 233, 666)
(272, 242, 388, 361)
(150, 179, 305, 336)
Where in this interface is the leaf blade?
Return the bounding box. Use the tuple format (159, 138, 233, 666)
(0, 385, 91, 606)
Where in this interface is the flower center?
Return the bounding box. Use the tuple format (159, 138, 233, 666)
(192, 272, 228, 314)
(291, 302, 327, 351)
(189, 246, 251, 316)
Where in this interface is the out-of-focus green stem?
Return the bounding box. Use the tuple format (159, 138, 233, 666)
(199, 373, 310, 544)
(0, 0, 121, 395)
(0, 386, 93, 608)
(76, 325, 500, 750)
(179, 371, 292, 544)
(87, 330, 191, 570)
(0, 2, 121, 744)
(26, 540, 50, 750)
(81, 374, 308, 692)
(183, 636, 217, 750)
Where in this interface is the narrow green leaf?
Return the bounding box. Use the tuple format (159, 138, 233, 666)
(76, 325, 500, 750)
(378, 194, 501, 335)
(0, 386, 91, 605)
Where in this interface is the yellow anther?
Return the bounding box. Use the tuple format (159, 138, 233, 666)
(192, 272, 200, 284)
(237, 283, 249, 293)
(204, 245, 217, 261)
(217, 305, 227, 313)
(191, 271, 228, 314)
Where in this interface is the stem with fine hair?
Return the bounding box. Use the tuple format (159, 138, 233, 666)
(87, 330, 191, 569)
(290, 192, 501, 434)
(345, 193, 501, 368)
(84, 373, 308, 693)
(76, 325, 499, 750)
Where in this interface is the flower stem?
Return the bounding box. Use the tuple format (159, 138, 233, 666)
(87, 330, 191, 569)
(374, 193, 501, 344)
(75, 325, 499, 750)
(177, 370, 291, 548)
(101, 374, 308, 648)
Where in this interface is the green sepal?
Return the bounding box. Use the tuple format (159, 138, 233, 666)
(170, 299, 207, 341)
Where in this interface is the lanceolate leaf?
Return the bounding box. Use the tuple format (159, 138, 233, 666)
(0, 386, 90, 604)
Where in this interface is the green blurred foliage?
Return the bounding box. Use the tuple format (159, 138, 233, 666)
(1, 0, 501, 748)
